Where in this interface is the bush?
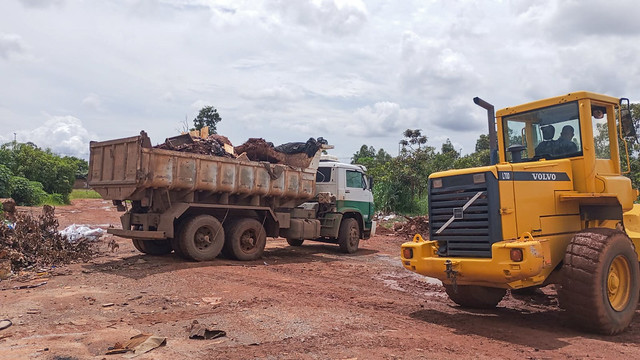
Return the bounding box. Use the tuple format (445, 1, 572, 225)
(10, 176, 47, 206)
(41, 193, 66, 206)
(0, 164, 12, 198)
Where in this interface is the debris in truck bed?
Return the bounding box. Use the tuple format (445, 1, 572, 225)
(235, 137, 328, 168)
(0, 201, 96, 273)
(154, 133, 235, 158)
(392, 216, 429, 239)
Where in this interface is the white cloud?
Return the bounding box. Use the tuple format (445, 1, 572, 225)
(81, 93, 104, 111)
(0, 116, 95, 158)
(345, 102, 418, 137)
(266, 0, 368, 36)
(0, 33, 29, 60)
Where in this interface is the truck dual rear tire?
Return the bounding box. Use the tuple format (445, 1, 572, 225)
(444, 285, 506, 309)
(338, 218, 360, 254)
(179, 215, 225, 261)
(558, 228, 640, 335)
(222, 218, 267, 261)
(286, 239, 304, 246)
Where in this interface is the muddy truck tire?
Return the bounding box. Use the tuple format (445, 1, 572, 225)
(338, 218, 360, 254)
(179, 215, 225, 261)
(558, 228, 640, 335)
(131, 239, 172, 255)
(286, 239, 304, 246)
(223, 218, 267, 261)
(444, 285, 506, 309)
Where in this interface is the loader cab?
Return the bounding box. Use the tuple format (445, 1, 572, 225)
(496, 91, 634, 197)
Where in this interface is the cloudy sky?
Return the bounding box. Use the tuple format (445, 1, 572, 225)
(1, 0, 639, 161)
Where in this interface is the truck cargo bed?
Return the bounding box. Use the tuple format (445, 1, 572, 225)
(89, 132, 319, 202)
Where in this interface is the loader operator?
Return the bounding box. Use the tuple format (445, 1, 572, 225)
(535, 125, 556, 157)
(556, 125, 578, 155)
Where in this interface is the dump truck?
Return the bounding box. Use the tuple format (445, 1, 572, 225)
(89, 132, 375, 262)
(401, 91, 640, 334)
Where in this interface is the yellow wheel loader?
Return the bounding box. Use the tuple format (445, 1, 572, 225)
(401, 91, 640, 334)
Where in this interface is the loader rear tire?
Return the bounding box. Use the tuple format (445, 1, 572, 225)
(558, 228, 639, 335)
(223, 218, 266, 261)
(180, 215, 225, 261)
(444, 285, 506, 309)
(131, 239, 172, 255)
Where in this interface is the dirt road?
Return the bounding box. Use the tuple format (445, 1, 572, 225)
(1, 199, 639, 359)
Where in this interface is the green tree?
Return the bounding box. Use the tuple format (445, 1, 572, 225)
(0, 164, 12, 197)
(192, 106, 222, 133)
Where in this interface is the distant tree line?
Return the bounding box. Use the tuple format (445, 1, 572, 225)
(0, 142, 88, 206)
(352, 130, 490, 214)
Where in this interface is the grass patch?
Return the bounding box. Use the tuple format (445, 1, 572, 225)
(69, 189, 102, 200)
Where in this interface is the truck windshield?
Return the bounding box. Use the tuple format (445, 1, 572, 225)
(503, 101, 582, 162)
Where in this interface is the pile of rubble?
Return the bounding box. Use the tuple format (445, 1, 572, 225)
(0, 199, 96, 274)
(154, 128, 327, 169)
(392, 216, 430, 240)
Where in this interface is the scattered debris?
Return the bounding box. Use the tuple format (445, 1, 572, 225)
(188, 320, 226, 340)
(0, 319, 11, 331)
(3, 281, 48, 291)
(59, 224, 105, 243)
(101, 303, 115, 308)
(392, 216, 429, 239)
(0, 203, 97, 273)
(106, 333, 166, 357)
(235, 137, 327, 168)
(0, 259, 11, 280)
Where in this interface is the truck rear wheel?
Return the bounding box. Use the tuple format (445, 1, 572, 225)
(179, 215, 225, 261)
(444, 285, 506, 309)
(131, 239, 172, 255)
(223, 218, 266, 261)
(558, 229, 640, 335)
(286, 239, 304, 246)
(338, 218, 360, 254)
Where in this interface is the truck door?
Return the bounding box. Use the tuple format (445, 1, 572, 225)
(342, 169, 374, 224)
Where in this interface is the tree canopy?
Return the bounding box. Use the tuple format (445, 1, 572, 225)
(192, 106, 222, 133)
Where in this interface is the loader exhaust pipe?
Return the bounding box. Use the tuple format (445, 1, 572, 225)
(473, 97, 498, 165)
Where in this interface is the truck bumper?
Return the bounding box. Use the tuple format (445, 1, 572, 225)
(400, 234, 552, 288)
(107, 229, 167, 240)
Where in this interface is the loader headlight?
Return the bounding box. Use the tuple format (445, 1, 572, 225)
(402, 248, 413, 259)
(510, 248, 523, 262)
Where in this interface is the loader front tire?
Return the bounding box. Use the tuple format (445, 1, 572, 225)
(444, 285, 506, 309)
(180, 215, 225, 261)
(559, 228, 639, 335)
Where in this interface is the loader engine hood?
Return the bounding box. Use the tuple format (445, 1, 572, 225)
(428, 168, 502, 258)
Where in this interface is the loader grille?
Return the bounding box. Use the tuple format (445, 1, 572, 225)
(428, 172, 501, 257)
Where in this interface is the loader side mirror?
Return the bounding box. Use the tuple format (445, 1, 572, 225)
(621, 109, 637, 138)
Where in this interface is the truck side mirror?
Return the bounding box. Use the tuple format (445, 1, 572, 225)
(621, 109, 637, 138)
(368, 176, 374, 190)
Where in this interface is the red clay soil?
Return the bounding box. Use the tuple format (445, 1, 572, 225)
(0, 199, 639, 359)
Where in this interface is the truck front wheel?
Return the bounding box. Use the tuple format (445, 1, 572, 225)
(223, 218, 267, 261)
(338, 218, 360, 254)
(131, 239, 172, 255)
(558, 229, 640, 335)
(444, 285, 506, 309)
(179, 215, 225, 261)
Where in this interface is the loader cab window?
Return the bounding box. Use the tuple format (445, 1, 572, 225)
(592, 105, 610, 159)
(503, 101, 582, 162)
(316, 167, 332, 182)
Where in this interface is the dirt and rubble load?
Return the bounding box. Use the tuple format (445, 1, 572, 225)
(154, 133, 235, 158)
(393, 216, 429, 240)
(0, 200, 96, 272)
(153, 131, 327, 169)
(235, 137, 327, 168)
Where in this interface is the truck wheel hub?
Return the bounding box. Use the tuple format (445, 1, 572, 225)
(607, 255, 631, 311)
